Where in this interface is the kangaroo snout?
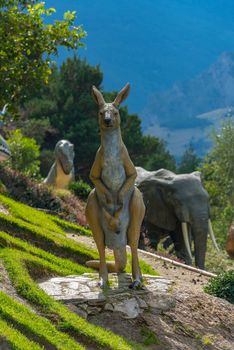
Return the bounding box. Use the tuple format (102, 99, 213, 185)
(104, 112, 112, 126)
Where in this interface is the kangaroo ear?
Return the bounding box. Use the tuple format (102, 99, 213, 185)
(92, 86, 105, 107)
(113, 83, 130, 106)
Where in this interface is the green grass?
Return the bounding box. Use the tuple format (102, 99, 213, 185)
(0, 194, 157, 349)
(0, 248, 137, 349)
(141, 327, 160, 346)
(0, 317, 43, 350)
(0, 212, 99, 263)
(0, 193, 91, 237)
(0, 292, 85, 350)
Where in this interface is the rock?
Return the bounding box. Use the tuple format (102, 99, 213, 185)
(136, 296, 148, 309)
(39, 272, 173, 319)
(67, 303, 88, 319)
(104, 303, 114, 311)
(87, 306, 102, 315)
(147, 294, 175, 312)
(114, 298, 140, 319)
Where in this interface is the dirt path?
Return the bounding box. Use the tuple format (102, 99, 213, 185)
(67, 233, 210, 293)
(67, 233, 234, 350)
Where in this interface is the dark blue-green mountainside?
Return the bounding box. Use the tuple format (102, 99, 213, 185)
(45, 0, 234, 156)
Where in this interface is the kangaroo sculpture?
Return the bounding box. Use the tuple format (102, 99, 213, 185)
(85, 83, 145, 289)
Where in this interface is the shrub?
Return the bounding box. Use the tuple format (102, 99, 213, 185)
(69, 180, 92, 200)
(6, 129, 40, 177)
(204, 270, 234, 304)
(39, 149, 55, 178)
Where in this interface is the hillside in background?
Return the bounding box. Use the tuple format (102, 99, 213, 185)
(46, 0, 234, 114)
(144, 52, 234, 156)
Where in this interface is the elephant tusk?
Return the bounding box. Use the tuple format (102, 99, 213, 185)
(181, 222, 193, 260)
(208, 219, 219, 251)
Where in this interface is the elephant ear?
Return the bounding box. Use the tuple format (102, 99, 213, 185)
(138, 176, 177, 231)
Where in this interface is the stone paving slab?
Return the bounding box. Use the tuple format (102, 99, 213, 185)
(39, 273, 174, 319)
(39, 273, 171, 302)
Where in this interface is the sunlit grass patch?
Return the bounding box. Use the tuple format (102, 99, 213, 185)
(0, 193, 157, 349)
(0, 317, 42, 350)
(0, 292, 85, 350)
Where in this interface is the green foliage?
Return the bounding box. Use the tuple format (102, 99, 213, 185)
(25, 56, 175, 178)
(69, 179, 92, 200)
(19, 117, 51, 146)
(39, 148, 55, 177)
(203, 241, 233, 274)
(204, 270, 234, 304)
(178, 143, 201, 174)
(200, 120, 234, 245)
(5, 129, 40, 177)
(141, 327, 160, 346)
(0, 1, 86, 108)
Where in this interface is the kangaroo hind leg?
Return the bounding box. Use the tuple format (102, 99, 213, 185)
(85, 190, 108, 288)
(127, 187, 145, 289)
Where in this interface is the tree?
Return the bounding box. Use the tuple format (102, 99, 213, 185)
(6, 128, 40, 177)
(177, 143, 201, 174)
(0, 0, 85, 109)
(200, 120, 234, 244)
(23, 56, 175, 178)
(24, 56, 103, 176)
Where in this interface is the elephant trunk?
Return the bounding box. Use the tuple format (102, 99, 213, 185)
(192, 219, 209, 270)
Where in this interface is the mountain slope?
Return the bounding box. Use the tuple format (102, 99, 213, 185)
(144, 52, 234, 156)
(144, 52, 234, 129)
(46, 0, 234, 113)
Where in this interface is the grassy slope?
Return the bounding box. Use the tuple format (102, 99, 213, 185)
(0, 194, 157, 350)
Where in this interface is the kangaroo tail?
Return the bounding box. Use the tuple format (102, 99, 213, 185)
(86, 260, 116, 272)
(114, 247, 127, 272)
(86, 247, 127, 273)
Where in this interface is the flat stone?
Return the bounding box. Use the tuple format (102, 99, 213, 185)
(104, 303, 114, 311)
(114, 298, 140, 319)
(87, 306, 102, 315)
(66, 303, 88, 319)
(39, 272, 173, 318)
(136, 297, 148, 309)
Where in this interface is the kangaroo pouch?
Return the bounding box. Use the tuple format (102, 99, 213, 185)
(98, 188, 134, 249)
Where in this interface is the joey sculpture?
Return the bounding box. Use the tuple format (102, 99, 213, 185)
(136, 167, 219, 270)
(85, 83, 145, 289)
(44, 140, 75, 189)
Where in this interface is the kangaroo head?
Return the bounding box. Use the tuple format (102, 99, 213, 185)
(92, 83, 130, 130)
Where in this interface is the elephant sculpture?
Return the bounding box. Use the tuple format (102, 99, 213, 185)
(44, 140, 75, 189)
(136, 167, 219, 269)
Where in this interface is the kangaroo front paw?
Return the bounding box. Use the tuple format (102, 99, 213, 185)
(129, 279, 143, 290)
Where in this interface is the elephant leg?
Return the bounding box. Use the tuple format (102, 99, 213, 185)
(145, 221, 161, 249)
(85, 190, 108, 287)
(127, 188, 145, 289)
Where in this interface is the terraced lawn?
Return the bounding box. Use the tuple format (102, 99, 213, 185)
(0, 194, 157, 349)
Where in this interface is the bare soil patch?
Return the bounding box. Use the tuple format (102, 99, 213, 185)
(67, 233, 234, 350)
